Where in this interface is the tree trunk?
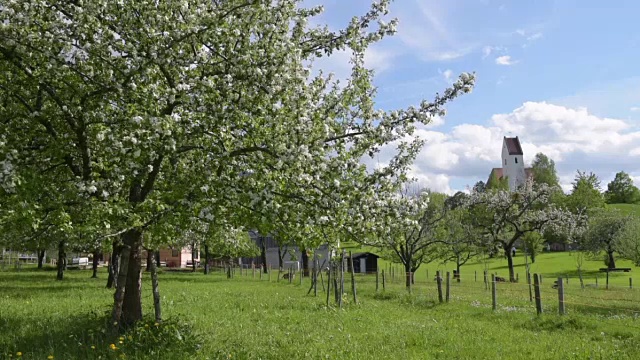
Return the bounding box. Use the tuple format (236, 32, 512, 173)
(191, 245, 197, 272)
(260, 241, 267, 273)
(505, 248, 515, 282)
(92, 250, 99, 278)
(278, 246, 284, 269)
(608, 251, 616, 269)
(404, 260, 412, 288)
(37, 249, 46, 269)
(107, 241, 121, 289)
(56, 240, 65, 281)
(301, 247, 309, 277)
(456, 262, 461, 283)
(111, 229, 143, 331)
(146, 250, 153, 272)
(155, 250, 161, 267)
(204, 244, 210, 275)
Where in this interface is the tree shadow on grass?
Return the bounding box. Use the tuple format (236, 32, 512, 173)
(0, 311, 202, 360)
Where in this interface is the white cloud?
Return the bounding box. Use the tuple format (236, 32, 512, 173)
(441, 69, 453, 82)
(368, 102, 640, 193)
(630, 106, 640, 112)
(393, 1, 478, 62)
(495, 55, 517, 65)
(527, 32, 543, 41)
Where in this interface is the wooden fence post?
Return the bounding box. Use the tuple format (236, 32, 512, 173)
(382, 269, 386, 291)
(557, 277, 565, 315)
(630, 277, 633, 290)
(565, 274, 568, 284)
(527, 271, 533, 303)
(446, 271, 451, 302)
(436, 271, 443, 303)
(534, 274, 543, 315)
(516, 273, 519, 282)
(376, 270, 379, 292)
(595, 275, 598, 288)
(475, 270, 477, 282)
(408, 271, 412, 293)
(349, 251, 357, 304)
(268, 265, 271, 282)
(326, 261, 331, 307)
(484, 270, 488, 291)
(491, 274, 497, 310)
(300, 267, 303, 286)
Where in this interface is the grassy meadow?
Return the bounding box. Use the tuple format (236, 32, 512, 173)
(1, 252, 640, 359)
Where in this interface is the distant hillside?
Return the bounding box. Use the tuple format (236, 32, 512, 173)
(607, 203, 640, 215)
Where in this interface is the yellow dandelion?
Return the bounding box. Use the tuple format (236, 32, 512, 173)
(119, 341, 123, 344)
(119, 336, 125, 342)
(47, 356, 54, 360)
(91, 345, 95, 350)
(109, 343, 117, 351)
(144, 324, 149, 328)
(154, 322, 160, 327)
(16, 352, 22, 357)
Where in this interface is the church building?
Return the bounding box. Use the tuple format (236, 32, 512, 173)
(487, 136, 533, 191)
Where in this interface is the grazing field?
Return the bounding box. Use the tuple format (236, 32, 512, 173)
(1, 252, 640, 359)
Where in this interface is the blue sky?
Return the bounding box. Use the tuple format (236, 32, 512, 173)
(306, 0, 640, 193)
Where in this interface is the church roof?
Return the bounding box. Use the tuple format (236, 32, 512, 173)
(504, 136, 523, 155)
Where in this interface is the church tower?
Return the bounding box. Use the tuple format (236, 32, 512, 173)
(501, 136, 526, 191)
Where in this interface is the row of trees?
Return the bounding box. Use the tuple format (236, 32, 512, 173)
(377, 152, 640, 289)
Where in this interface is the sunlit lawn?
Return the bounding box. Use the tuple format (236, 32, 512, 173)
(1, 251, 639, 359)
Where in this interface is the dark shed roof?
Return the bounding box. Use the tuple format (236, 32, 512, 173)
(351, 252, 380, 259)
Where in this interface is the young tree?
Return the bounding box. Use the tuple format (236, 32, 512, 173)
(616, 217, 640, 266)
(522, 231, 544, 264)
(465, 181, 579, 281)
(566, 171, 605, 213)
(472, 181, 486, 193)
(0, 0, 474, 328)
(530, 153, 560, 189)
(582, 209, 634, 269)
(438, 206, 480, 279)
(605, 171, 640, 204)
(374, 189, 447, 288)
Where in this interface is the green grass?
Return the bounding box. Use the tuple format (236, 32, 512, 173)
(1, 252, 640, 359)
(608, 203, 640, 216)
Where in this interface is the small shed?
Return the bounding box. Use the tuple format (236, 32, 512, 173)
(350, 252, 380, 274)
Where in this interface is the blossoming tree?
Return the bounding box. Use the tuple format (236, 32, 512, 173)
(465, 180, 582, 282)
(0, 0, 474, 329)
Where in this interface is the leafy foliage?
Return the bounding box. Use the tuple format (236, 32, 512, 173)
(486, 171, 509, 191)
(566, 171, 605, 213)
(605, 171, 640, 204)
(582, 208, 636, 268)
(530, 153, 560, 189)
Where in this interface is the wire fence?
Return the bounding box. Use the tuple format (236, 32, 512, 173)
(216, 263, 640, 330)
